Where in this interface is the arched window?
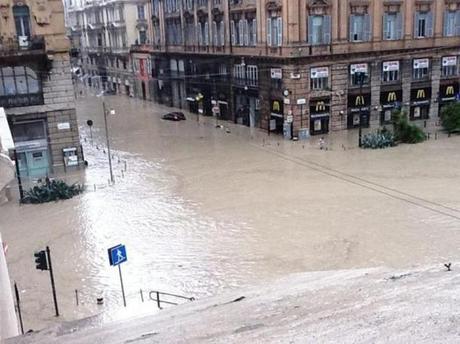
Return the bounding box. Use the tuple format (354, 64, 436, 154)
(0, 66, 41, 96)
(13, 5, 31, 38)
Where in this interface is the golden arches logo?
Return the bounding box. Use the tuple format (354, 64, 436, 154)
(387, 92, 397, 102)
(416, 89, 426, 99)
(316, 101, 326, 112)
(446, 86, 455, 96)
(355, 95, 365, 106)
(272, 101, 280, 112)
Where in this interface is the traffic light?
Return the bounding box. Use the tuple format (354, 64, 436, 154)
(34, 250, 48, 271)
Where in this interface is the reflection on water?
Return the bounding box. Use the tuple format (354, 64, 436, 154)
(2, 93, 460, 330)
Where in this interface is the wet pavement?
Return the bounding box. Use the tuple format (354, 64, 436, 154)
(1, 91, 460, 331)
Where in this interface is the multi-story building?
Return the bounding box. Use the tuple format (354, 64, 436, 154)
(1, 0, 82, 177)
(147, 0, 460, 137)
(66, 0, 151, 96)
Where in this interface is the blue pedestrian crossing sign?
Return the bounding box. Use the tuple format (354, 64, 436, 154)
(108, 244, 127, 266)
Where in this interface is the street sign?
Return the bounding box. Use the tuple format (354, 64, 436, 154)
(108, 244, 127, 266)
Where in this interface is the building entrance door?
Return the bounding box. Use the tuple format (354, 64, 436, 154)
(17, 149, 49, 177)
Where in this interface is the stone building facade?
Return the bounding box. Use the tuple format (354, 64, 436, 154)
(145, 0, 460, 137)
(1, 0, 81, 177)
(66, 0, 151, 97)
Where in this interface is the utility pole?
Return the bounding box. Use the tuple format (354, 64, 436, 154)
(102, 101, 114, 184)
(357, 72, 365, 148)
(46, 246, 59, 317)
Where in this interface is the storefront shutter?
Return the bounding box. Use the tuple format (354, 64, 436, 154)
(364, 14, 371, 41)
(414, 12, 419, 37)
(426, 12, 433, 37)
(213, 21, 217, 46)
(323, 15, 331, 43)
(267, 18, 272, 46)
(396, 12, 403, 39)
(252, 19, 257, 45)
(382, 13, 389, 39)
(277, 17, 282, 46)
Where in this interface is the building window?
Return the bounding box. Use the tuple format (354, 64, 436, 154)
(349, 64, 369, 86)
(246, 65, 258, 86)
(310, 67, 329, 90)
(382, 61, 400, 82)
(13, 5, 31, 39)
(308, 15, 331, 45)
(233, 64, 258, 86)
(413, 58, 430, 80)
(139, 30, 147, 44)
(414, 11, 433, 38)
(231, 16, 256, 46)
(443, 10, 460, 36)
(349, 14, 371, 42)
(165, 0, 179, 13)
(383, 12, 403, 40)
(198, 21, 209, 46)
(441, 56, 458, 77)
(166, 18, 182, 45)
(137, 5, 145, 20)
(267, 16, 282, 47)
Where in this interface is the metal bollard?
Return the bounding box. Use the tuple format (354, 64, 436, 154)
(140, 289, 144, 303)
(75, 289, 79, 306)
(157, 291, 161, 309)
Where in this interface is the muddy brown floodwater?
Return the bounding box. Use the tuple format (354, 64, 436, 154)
(1, 93, 460, 331)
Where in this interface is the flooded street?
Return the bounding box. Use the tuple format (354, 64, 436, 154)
(2, 93, 460, 331)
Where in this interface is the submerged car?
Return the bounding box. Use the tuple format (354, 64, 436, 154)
(162, 112, 186, 121)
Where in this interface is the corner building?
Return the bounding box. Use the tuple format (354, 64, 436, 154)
(1, 0, 82, 177)
(147, 0, 460, 137)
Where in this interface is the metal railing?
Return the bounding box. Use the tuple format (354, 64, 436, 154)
(139, 289, 195, 309)
(0, 36, 45, 55)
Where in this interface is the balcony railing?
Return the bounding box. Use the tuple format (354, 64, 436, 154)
(0, 36, 45, 56)
(0, 92, 44, 108)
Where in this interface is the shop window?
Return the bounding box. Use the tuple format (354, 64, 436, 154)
(413, 58, 430, 80)
(310, 67, 329, 90)
(441, 56, 458, 77)
(382, 61, 400, 82)
(11, 120, 46, 142)
(411, 106, 429, 120)
(0, 66, 40, 96)
(349, 64, 369, 86)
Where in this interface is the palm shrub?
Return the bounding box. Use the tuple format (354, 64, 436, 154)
(362, 128, 396, 149)
(23, 178, 84, 204)
(440, 102, 460, 134)
(392, 110, 425, 144)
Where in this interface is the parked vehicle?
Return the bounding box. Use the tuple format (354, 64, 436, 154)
(162, 112, 186, 121)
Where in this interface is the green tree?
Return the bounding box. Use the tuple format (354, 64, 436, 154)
(440, 102, 460, 134)
(392, 110, 425, 144)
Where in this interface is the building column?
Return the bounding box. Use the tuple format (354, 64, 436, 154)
(430, 56, 441, 129)
(370, 61, 381, 129)
(401, 58, 412, 116)
(330, 63, 348, 131)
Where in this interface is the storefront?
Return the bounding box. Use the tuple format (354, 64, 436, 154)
(347, 93, 370, 129)
(410, 87, 431, 121)
(269, 99, 284, 134)
(309, 99, 330, 135)
(234, 88, 260, 128)
(439, 82, 459, 116)
(380, 89, 402, 124)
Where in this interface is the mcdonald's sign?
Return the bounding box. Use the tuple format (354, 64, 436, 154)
(355, 95, 365, 106)
(411, 87, 431, 102)
(348, 93, 370, 111)
(380, 90, 402, 108)
(271, 99, 283, 114)
(440, 83, 459, 102)
(310, 99, 330, 114)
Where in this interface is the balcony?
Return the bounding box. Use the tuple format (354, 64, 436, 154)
(0, 36, 45, 57)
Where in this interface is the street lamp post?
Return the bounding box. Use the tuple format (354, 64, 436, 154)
(357, 72, 366, 148)
(102, 101, 115, 184)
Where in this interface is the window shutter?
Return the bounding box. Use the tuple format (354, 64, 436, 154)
(323, 15, 331, 43)
(426, 12, 433, 37)
(349, 15, 355, 41)
(382, 13, 389, 39)
(252, 19, 257, 45)
(239, 20, 244, 45)
(364, 14, 371, 41)
(213, 21, 217, 45)
(220, 22, 225, 46)
(455, 11, 460, 35)
(308, 16, 313, 43)
(204, 22, 209, 45)
(267, 18, 272, 46)
(277, 17, 282, 46)
(231, 20, 236, 45)
(443, 11, 448, 36)
(244, 19, 249, 46)
(396, 12, 403, 39)
(414, 12, 419, 37)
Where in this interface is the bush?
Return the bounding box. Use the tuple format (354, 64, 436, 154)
(23, 178, 84, 204)
(392, 110, 425, 144)
(440, 102, 460, 134)
(362, 128, 396, 149)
